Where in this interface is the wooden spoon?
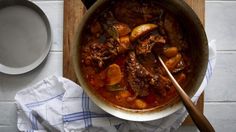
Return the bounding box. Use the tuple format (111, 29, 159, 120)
(158, 56, 215, 132)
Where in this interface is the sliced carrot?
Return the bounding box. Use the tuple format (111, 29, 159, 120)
(163, 47, 178, 58)
(176, 72, 186, 85)
(119, 35, 131, 46)
(165, 53, 182, 71)
(135, 99, 147, 109)
(115, 90, 131, 101)
(106, 64, 122, 85)
(118, 35, 131, 53)
(119, 90, 131, 98)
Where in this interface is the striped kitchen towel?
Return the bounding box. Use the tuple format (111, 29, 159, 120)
(15, 40, 216, 132)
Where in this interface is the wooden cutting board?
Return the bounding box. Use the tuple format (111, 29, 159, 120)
(63, 0, 205, 125)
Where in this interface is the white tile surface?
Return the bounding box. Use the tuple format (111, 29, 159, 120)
(34, 1, 64, 51)
(205, 51, 236, 101)
(0, 102, 17, 126)
(0, 126, 18, 132)
(206, 1, 236, 50)
(205, 102, 236, 132)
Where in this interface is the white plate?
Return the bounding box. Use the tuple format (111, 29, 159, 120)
(0, 0, 52, 75)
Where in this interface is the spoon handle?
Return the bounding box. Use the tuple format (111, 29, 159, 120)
(158, 56, 215, 132)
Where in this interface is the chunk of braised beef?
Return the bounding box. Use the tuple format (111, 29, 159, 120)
(81, 37, 132, 69)
(136, 33, 166, 55)
(156, 75, 172, 96)
(81, 39, 119, 68)
(126, 52, 152, 97)
(126, 52, 169, 97)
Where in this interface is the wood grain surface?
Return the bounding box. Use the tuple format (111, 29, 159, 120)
(63, 0, 85, 83)
(63, 0, 205, 125)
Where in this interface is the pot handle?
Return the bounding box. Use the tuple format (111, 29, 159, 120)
(81, 0, 97, 9)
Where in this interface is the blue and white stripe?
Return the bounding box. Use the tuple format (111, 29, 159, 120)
(25, 93, 64, 108)
(63, 111, 112, 122)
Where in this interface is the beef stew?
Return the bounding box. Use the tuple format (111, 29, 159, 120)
(80, 0, 192, 110)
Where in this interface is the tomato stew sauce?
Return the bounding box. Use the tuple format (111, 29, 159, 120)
(80, 0, 192, 109)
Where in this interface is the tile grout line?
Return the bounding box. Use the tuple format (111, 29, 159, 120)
(216, 50, 236, 53)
